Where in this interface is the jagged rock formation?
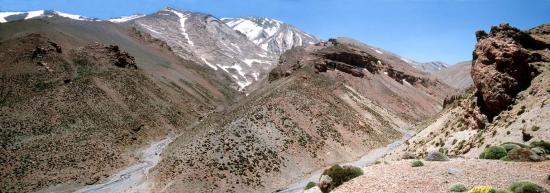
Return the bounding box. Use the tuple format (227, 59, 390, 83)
(222, 17, 320, 55)
(472, 23, 544, 119)
(387, 23, 550, 160)
(74, 44, 137, 69)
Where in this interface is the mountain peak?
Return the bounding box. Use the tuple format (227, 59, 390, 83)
(222, 16, 320, 55)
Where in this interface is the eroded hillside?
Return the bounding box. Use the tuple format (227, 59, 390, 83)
(151, 38, 455, 193)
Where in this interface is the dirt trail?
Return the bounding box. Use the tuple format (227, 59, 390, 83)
(279, 127, 414, 193)
(74, 137, 173, 193)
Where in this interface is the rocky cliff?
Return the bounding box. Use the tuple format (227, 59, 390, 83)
(387, 23, 550, 160)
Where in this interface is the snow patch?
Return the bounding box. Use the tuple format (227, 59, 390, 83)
(24, 10, 45, 19)
(400, 57, 413, 64)
(242, 58, 270, 67)
(402, 79, 412, 86)
(109, 14, 145, 23)
(217, 64, 252, 90)
(201, 57, 218, 70)
(54, 11, 89, 20)
(168, 10, 194, 46)
(370, 48, 383, 54)
(139, 23, 162, 34)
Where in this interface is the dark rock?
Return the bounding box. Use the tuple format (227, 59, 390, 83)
(425, 151, 449, 161)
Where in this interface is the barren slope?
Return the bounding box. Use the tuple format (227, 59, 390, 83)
(0, 17, 240, 192)
(434, 61, 473, 90)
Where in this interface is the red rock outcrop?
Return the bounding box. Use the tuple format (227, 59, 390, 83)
(471, 23, 546, 119)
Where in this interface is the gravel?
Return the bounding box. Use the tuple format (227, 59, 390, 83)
(332, 159, 550, 193)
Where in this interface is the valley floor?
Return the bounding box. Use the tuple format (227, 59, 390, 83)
(332, 159, 550, 193)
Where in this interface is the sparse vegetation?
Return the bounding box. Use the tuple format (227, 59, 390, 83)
(305, 181, 317, 190)
(480, 146, 507, 159)
(531, 147, 545, 155)
(509, 180, 548, 193)
(450, 183, 467, 192)
(501, 143, 521, 152)
(411, 160, 424, 167)
(517, 106, 526, 115)
(530, 140, 550, 153)
(320, 165, 363, 193)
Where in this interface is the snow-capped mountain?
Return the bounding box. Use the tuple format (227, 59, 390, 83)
(108, 14, 145, 23)
(0, 10, 98, 23)
(126, 8, 277, 90)
(222, 17, 320, 55)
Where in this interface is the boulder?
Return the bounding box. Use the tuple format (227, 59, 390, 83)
(318, 175, 333, 192)
(471, 23, 544, 119)
(426, 151, 450, 161)
(507, 147, 544, 162)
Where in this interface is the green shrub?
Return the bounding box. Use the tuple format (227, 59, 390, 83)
(531, 147, 545, 155)
(468, 186, 496, 193)
(305, 181, 317, 190)
(450, 183, 467, 192)
(501, 143, 521, 152)
(509, 180, 549, 193)
(411, 160, 424, 167)
(481, 146, 508, 159)
(502, 142, 530, 148)
(374, 160, 381, 165)
(530, 140, 550, 153)
(320, 165, 363, 192)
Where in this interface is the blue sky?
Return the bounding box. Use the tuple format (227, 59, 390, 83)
(1, 0, 549, 64)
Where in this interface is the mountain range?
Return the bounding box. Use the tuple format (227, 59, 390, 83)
(2, 7, 543, 193)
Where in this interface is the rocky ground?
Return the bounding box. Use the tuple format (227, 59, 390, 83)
(332, 159, 550, 193)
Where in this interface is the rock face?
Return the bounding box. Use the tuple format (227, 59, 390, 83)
(472, 23, 544, 118)
(74, 44, 137, 69)
(387, 23, 550, 162)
